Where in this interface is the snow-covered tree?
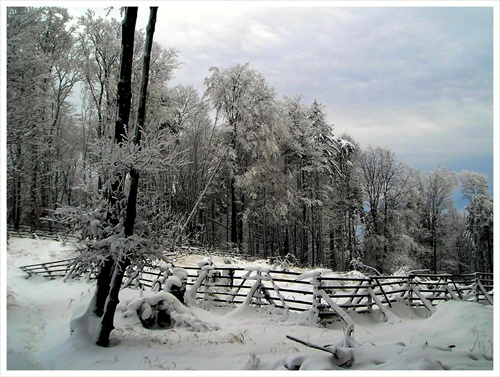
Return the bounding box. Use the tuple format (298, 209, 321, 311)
(6, 6, 78, 230)
(204, 63, 279, 248)
(359, 146, 409, 273)
(77, 10, 121, 141)
(459, 171, 493, 273)
(328, 133, 363, 270)
(421, 167, 457, 273)
(159, 85, 225, 245)
(73, 7, 175, 347)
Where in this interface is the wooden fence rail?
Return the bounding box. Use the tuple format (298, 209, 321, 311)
(8, 224, 79, 243)
(18, 256, 494, 325)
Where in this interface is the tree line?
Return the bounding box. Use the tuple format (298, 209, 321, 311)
(6, 7, 493, 277)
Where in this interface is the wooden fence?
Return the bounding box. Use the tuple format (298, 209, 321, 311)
(7, 224, 79, 243)
(19, 256, 494, 326)
(12, 228, 493, 324)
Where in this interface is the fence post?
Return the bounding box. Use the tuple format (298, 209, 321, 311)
(407, 274, 414, 307)
(367, 277, 374, 312)
(202, 267, 218, 309)
(372, 276, 392, 308)
(185, 265, 211, 306)
(448, 275, 462, 300)
(262, 271, 290, 311)
(474, 272, 480, 302)
(308, 272, 322, 326)
(242, 269, 264, 306)
(474, 272, 493, 305)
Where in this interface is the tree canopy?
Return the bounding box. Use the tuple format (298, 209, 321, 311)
(6, 6, 493, 281)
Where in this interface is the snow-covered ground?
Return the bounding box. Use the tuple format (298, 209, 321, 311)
(2, 237, 497, 376)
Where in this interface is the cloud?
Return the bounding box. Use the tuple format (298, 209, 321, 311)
(241, 23, 282, 53)
(64, 3, 494, 186)
(334, 97, 492, 172)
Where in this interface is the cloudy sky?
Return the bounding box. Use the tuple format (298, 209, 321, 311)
(78, 2, 495, 191)
(63, 2, 497, 197)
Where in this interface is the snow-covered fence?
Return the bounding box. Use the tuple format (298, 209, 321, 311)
(7, 224, 78, 243)
(182, 266, 313, 312)
(452, 272, 494, 304)
(316, 275, 373, 321)
(369, 275, 409, 307)
(18, 257, 494, 325)
(404, 273, 494, 307)
(101, 264, 495, 324)
(20, 258, 77, 279)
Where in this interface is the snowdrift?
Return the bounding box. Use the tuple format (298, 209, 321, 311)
(4, 237, 495, 374)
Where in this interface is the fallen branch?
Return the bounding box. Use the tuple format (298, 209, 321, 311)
(286, 335, 336, 355)
(286, 323, 359, 367)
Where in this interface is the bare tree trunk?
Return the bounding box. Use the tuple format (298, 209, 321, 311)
(96, 7, 158, 347)
(230, 176, 237, 244)
(94, 7, 138, 348)
(172, 157, 223, 250)
(125, 6, 157, 237)
(12, 145, 22, 230)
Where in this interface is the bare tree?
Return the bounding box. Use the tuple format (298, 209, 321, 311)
(204, 63, 277, 248)
(460, 171, 493, 273)
(359, 146, 407, 273)
(422, 167, 457, 273)
(93, 7, 138, 347)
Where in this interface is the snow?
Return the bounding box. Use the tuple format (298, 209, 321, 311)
(244, 265, 270, 273)
(2, 237, 498, 376)
(296, 269, 324, 281)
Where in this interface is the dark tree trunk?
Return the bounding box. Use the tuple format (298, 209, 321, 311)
(12, 145, 22, 230)
(93, 7, 138, 347)
(432, 226, 437, 274)
(14, 174, 22, 230)
(113, 11, 137, 144)
(95, 258, 131, 347)
(230, 176, 237, 244)
(96, 7, 158, 347)
(211, 199, 216, 246)
(125, 6, 157, 238)
(238, 194, 244, 246)
(29, 143, 38, 230)
(284, 228, 290, 255)
(93, 258, 114, 317)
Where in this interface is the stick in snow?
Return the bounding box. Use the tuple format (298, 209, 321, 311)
(286, 335, 353, 367)
(286, 335, 335, 354)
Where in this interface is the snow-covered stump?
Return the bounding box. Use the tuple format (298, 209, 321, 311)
(161, 275, 185, 304)
(123, 291, 218, 332)
(151, 267, 169, 292)
(201, 267, 218, 309)
(171, 267, 189, 304)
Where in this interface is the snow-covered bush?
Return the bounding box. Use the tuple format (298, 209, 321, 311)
(268, 253, 298, 271)
(123, 291, 218, 332)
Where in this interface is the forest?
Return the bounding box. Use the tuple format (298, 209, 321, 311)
(6, 6, 494, 280)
